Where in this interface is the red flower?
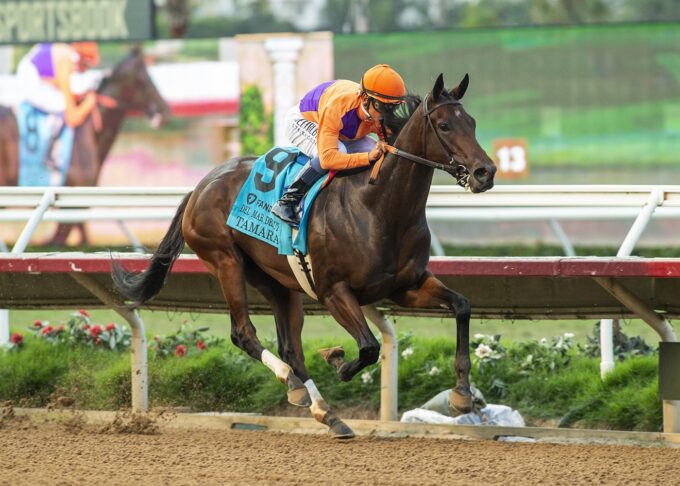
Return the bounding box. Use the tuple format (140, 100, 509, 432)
(105, 323, 116, 331)
(41, 325, 53, 335)
(56, 325, 65, 332)
(10, 333, 23, 345)
(175, 344, 187, 357)
(82, 324, 90, 331)
(89, 325, 103, 338)
(33, 320, 42, 328)
(78, 309, 90, 317)
(197, 340, 206, 351)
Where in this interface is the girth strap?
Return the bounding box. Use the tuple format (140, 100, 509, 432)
(286, 229, 318, 300)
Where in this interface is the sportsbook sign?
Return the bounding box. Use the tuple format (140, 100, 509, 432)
(0, 0, 155, 44)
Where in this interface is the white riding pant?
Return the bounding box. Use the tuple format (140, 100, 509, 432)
(285, 105, 376, 172)
(16, 58, 65, 114)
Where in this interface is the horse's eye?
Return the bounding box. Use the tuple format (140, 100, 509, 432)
(438, 122, 450, 131)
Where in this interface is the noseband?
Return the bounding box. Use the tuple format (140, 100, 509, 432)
(369, 94, 471, 188)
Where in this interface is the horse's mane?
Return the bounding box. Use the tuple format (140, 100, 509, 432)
(97, 48, 140, 93)
(382, 93, 422, 144)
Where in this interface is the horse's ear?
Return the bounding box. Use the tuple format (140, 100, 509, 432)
(451, 73, 470, 100)
(432, 73, 445, 100)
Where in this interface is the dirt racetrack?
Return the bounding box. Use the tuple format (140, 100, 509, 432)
(2, 415, 680, 486)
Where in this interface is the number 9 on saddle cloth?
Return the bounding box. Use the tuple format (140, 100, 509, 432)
(227, 146, 331, 256)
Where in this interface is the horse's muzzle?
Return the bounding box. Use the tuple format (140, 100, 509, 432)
(469, 164, 496, 193)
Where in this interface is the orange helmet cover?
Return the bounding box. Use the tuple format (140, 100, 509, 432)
(361, 64, 406, 103)
(71, 42, 100, 67)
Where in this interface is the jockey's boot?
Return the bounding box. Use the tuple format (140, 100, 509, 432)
(271, 162, 324, 226)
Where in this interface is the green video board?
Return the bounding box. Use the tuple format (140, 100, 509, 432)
(0, 0, 155, 45)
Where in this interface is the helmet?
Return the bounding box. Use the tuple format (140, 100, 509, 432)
(71, 42, 100, 67)
(360, 64, 406, 104)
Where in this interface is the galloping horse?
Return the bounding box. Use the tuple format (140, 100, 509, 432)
(0, 47, 170, 245)
(113, 73, 496, 438)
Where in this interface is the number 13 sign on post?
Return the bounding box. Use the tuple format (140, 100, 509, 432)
(492, 138, 529, 179)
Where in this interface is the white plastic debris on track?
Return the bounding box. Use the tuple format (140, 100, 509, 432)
(400, 386, 529, 433)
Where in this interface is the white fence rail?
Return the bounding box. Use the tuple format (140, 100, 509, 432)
(3, 184, 680, 250)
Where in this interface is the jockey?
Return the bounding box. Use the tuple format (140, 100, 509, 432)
(271, 64, 407, 226)
(16, 42, 101, 127)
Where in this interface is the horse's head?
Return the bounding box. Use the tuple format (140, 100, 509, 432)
(421, 74, 496, 193)
(99, 47, 171, 128)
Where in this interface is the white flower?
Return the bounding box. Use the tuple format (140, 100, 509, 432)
(361, 371, 373, 384)
(401, 346, 414, 359)
(474, 333, 486, 340)
(428, 366, 441, 376)
(540, 338, 548, 345)
(564, 333, 575, 339)
(475, 343, 492, 359)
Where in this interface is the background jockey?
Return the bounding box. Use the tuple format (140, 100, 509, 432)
(271, 64, 407, 226)
(15, 42, 110, 186)
(16, 42, 102, 128)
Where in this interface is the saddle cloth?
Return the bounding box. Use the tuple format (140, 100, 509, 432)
(17, 101, 74, 186)
(226, 146, 329, 256)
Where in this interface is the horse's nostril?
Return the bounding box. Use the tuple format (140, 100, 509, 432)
(474, 168, 489, 181)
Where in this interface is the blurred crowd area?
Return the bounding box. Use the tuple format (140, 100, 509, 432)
(156, 0, 680, 36)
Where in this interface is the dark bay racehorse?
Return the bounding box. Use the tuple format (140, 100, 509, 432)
(113, 73, 496, 438)
(0, 47, 170, 245)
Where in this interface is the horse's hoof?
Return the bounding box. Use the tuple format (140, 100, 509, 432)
(449, 387, 473, 414)
(337, 363, 354, 382)
(329, 421, 355, 439)
(323, 413, 355, 439)
(286, 372, 312, 408)
(319, 346, 345, 364)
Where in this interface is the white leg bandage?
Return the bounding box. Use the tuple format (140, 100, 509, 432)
(261, 349, 291, 382)
(305, 379, 330, 420)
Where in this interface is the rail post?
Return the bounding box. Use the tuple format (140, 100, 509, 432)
(362, 305, 398, 421)
(0, 189, 56, 346)
(600, 188, 665, 378)
(69, 273, 148, 412)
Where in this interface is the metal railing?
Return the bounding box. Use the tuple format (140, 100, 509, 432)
(2, 185, 679, 384)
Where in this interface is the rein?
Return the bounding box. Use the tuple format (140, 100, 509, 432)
(369, 94, 470, 188)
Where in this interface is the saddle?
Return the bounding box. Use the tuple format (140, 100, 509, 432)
(227, 146, 332, 299)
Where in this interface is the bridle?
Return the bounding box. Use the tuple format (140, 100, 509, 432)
(369, 93, 471, 188)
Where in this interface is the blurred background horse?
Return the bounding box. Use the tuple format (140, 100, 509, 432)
(0, 47, 170, 246)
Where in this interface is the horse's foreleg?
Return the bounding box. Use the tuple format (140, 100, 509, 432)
(214, 256, 311, 407)
(49, 223, 73, 246)
(322, 282, 380, 382)
(246, 268, 353, 438)
(391, 271, 473, 414)
(304, 379, 354, 439)
(77, 223, 89, 246)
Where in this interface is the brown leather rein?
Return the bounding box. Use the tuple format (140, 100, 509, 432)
(369, 94, 471, 188)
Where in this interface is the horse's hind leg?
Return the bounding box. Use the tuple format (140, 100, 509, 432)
(246, 267, 354, 439)
(320, 282, 381, 382)
(211, 252, 311, 408)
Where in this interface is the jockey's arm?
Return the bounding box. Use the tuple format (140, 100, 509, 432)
(54, 56, 97, 128)
(316, 118, 370, 171)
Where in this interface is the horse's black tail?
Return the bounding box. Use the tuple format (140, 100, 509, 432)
(112, 192, 192, 306)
